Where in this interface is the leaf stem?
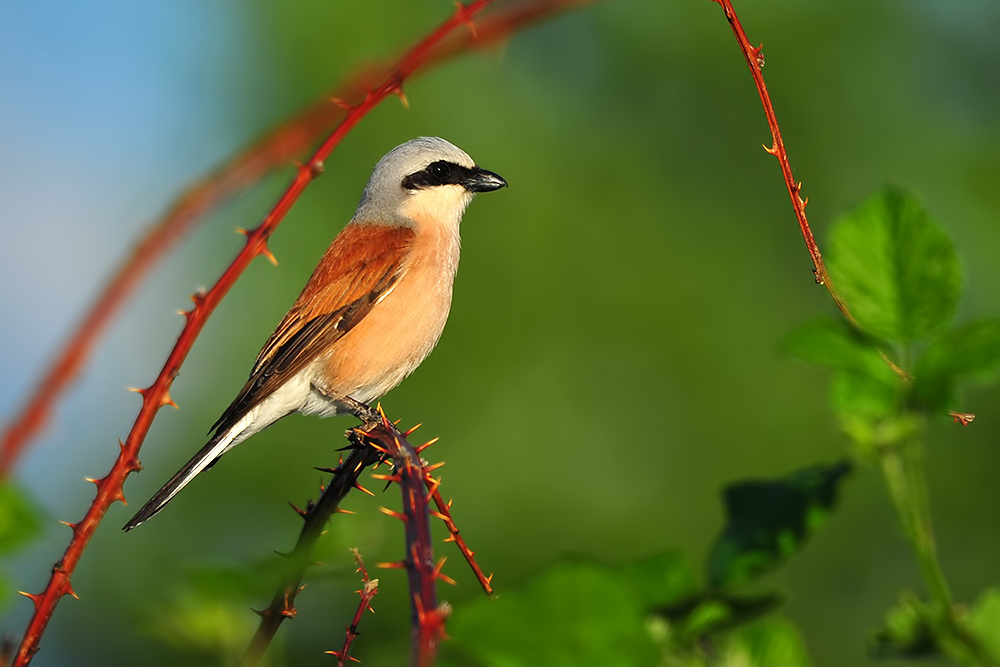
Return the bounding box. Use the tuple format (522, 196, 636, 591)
(879, 442, 951, 607)
(879, 439, 982, 664)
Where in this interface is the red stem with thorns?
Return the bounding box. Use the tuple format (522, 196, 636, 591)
(12, 3, 505, 664)
(412, 433, 493, 595)
(328, 549, 379, 667)
(247, 417, 491, 664)
(243, 442, 383, 666)
(711, 0, 854, 326)
(359, 417, 447, 667)
(427, 481, 495, 596)
(0, 0, 591, 479)
(713, 0, 975, 421)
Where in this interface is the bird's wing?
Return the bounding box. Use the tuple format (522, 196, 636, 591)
(209, 223, 416, 437)
(122, 223, 416, 532)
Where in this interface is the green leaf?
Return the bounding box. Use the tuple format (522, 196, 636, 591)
(826, 186, 961, 342)
(967, 587, 1000, 661)
(829, 371, 899, 423)
(656, 590, 783, 647)
(870, 593, 939, 659)
(619, 552, 702, 609)
(0, 482, 41, 555)
(783, 318, 910, 448)
(783, 318, 898, 384)
(707, 460, 852, 589)
(440, 553, 697, 667)
(912, 319, 1000, 411)
(718, 618, 812, 667)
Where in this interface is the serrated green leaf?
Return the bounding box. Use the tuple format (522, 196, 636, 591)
(0, 482, 41, 555)
(783, 318, 898, 384)
(441, 553, 697, 667)
(826, 186, 961, 342)
(912, 319, 1000, 411)
(707, 461, 852, 589)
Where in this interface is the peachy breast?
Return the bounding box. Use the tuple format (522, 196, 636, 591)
(322, 223, 461, 402)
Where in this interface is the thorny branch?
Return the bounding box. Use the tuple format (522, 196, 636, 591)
(327, 549, 379, 667)
(357, 417, 447, 667)
(711, 0, 852, 323)
(711, 0, 975, 425)
(243, 443, 383, 667)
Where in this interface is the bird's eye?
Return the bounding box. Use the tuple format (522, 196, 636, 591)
(428, 161, 453, 182)
(401, 161, 460, 190)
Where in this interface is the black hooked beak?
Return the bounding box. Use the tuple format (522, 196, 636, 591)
(462, 166, 507, 193)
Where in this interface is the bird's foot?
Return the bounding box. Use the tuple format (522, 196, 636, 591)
(339, 396, 383, 431)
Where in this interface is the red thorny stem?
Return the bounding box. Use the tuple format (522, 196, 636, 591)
(361, 417, 446, 667)
(713, 0, 983, 414)
(711, 0, 855, 327)
(327, 549, 379, 667)
(710, 0, 940, 396)
(242, 442, 382, 667)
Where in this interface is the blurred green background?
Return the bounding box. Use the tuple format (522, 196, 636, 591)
(2, 0, 999, 664)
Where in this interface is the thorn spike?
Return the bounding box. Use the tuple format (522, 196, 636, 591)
(376, 561, 406, 570)
(379, 507, 408, 522)
(259, 244, 278, 266)
(391, 84, 409, 109)
(415, 437, 440, 454)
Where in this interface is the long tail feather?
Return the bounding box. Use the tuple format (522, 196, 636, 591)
(123, 431, 236, 531)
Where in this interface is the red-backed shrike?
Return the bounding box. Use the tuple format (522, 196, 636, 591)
(124, 137, 506, 530)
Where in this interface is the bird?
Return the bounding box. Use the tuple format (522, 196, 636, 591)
(123, 136, 506, 531)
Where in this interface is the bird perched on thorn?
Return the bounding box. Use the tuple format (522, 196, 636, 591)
(124, 136, 506, 530)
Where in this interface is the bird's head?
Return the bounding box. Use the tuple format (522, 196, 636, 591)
(353, 136, 507, 229)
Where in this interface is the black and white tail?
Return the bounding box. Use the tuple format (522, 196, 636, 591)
(123, 431, 238, 531)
